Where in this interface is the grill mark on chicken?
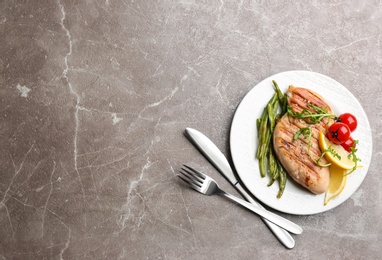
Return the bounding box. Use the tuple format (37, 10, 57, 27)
(273, 86, 332, 194)
(285, 118, 323, 157)
(277, 122, 323, 174)
(289, 87, 330, 112)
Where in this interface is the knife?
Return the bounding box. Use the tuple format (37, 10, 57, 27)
(184, 127, 296, 249)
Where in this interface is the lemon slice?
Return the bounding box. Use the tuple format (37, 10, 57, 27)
(324, 164, 347, 205)
(318, 132, 355, 170)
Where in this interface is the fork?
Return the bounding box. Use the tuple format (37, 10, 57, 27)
(178, 165, 303, 235)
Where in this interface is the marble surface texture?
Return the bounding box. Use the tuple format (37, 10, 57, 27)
(1, 0, 381, 259)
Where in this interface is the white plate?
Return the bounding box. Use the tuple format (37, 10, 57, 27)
(230, 71, 372, 215)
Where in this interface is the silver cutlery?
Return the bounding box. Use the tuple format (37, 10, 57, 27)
(178, 165, 303, 235)
(184, 127, 297, 248)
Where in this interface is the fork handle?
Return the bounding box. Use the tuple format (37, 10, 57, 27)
(219, 191, 303, 235)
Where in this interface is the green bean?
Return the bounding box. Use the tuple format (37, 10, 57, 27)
(268, 148, 276, 177)
(260, 108, 268, 141)
(267, 148, 279, 186)
(259, 134, 271, 178)
(272, 80, 287, 115)
(277, 160, 287, 199)
(256, 108, 268, 159)
(272, 80, 283, 100)
(268, 177, 276, 186)
(259, 128, 271, 161)
(267, 93, 278, 130)
(259, 154, 267, 178)
(268, 175, 278, 187)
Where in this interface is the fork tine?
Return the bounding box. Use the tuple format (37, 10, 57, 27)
(177, 174, 202, 191)
(178, 169, 201, 185)
(179, 168, 202, 186)
(183, 165, 206, 182)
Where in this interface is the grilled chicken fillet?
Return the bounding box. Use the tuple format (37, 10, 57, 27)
(273, 86, 332, 194)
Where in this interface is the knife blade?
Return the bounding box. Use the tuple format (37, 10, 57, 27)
(184, 127, 296, 249)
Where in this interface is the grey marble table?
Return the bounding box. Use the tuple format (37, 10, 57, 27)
(1, 1, 381, 259)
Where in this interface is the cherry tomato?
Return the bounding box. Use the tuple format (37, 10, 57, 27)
(341, 136, 356, 152)
(327, 122, 351, 145)
(337, 113, 357, 132)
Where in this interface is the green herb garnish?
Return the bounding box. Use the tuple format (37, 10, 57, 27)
(294, 127, 312, 140)
(288, 104, 337, 124)
(316, 146, 341, 167)
(294, 127, 337, 167)
(346, 140, 361, 175)
(294, 127, 316, 164)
